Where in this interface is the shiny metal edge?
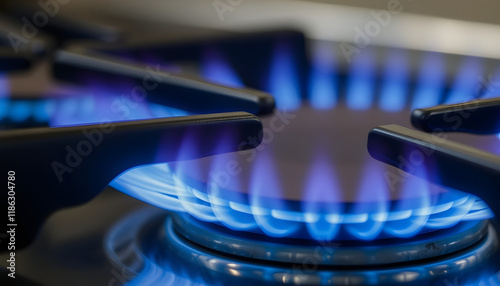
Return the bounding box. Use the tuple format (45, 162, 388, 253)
(172, 213, 489, 266)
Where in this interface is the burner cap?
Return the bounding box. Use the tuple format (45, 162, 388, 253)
(172, 213, 488, 266)
(105, 208, 499, 286)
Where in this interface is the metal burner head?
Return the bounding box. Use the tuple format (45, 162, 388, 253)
(171, 213, 490, 266)
(105, 207, 500, 286)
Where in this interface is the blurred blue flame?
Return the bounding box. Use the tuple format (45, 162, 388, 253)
(483, 271, 500, 286)
(50, 97, 80, 126)
(49, 88, 171, 126)
(379, 50, 408, 112)
(201, 47, 243, 87)
(33, 99, 56, 122)
(0, 95, 187, 126)
(458, 270, 500, 286)
(149, 103, 188, 118)
(444, 57, 483, 104)
(0, 73, 8, 99)
(479, 68, 500, 99)
(412, 52, 445, 109)
(0, 99, 7, 121)
(346, 50, 376, 110)
(267, 37, 302, 111)
(1, 99, 56, 123)
(309, 44, 337, 109)
(9, 100, 31, 122)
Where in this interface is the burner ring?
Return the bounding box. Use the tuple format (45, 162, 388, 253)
(105, 207, 499, 285)
(172, 213, 489, 266)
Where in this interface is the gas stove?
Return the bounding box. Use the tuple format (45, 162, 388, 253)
(2, 3, 500, 286)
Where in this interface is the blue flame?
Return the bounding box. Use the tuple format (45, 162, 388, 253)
(9, 100, 31, 122)
(111, 164, 185, 212)
(49, 87, 156, 126)
(111, 157, 493, 241)
(0, 99, 7, 121)
(479, 68, 500, 99)
(90, 44, 497, 242)
(444, 57, 483, 104)
(201, 47, 243, 87)
(0, 73, 8, 99)
(33, 99, 56, 122)
(208, 152, 257, 231)
(457, 270, 500, 286)
(149, 103, 188, 118)
(267, 38, 301, 111)
(0, 95, 187, 126)
(384, 169, 431, 238)
(379, 50, 408, 112)
(411, 52, 445, 109)
(345, 159, 389, 240)
(309, 44, 337, 109)
(484, 271, 500, 286)
(249, 150, 301, 237)
(303, 152, 342, 241)
(425, 194, 475, 228)
(50, 97, 82, 126)
(346, 50, 376, 110)
(171, 131, 219, 223)
(47, 92, 189, 127)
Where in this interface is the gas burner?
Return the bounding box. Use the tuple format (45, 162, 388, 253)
(111, 107, 494, 242)
(106, 207, 498, 285)
(172, 213, 489, 266)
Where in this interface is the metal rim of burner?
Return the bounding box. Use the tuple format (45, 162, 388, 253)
(105, 207, 499, 285)
(171, 213, 489, 266)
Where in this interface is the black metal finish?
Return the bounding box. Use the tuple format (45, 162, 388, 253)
(372, 97, 500, 226)
(412, 98, 500, 134)
(0, 112, 263, 250)
(53, 50, 275, 115)
(0, 48, 32, 71)
(367, 124, 500, 224)
(94, 30, 310, 100)
(7, 6, 122, 44)
(0, 15, 50, 58)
